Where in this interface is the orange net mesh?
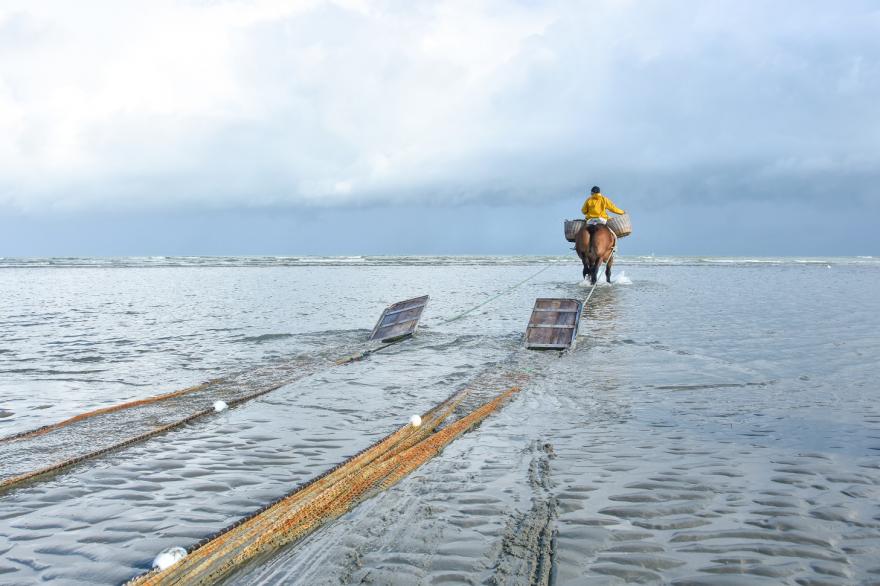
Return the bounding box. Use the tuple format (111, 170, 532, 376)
(0, 380, 217, 444)
(1, 342, 398, 493)
(0, 379, 292, 494)
(127, 386, 520, 585)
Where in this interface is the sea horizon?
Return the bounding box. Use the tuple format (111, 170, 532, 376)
(2, 250, 879, 583)
(0, 253, 876, 269)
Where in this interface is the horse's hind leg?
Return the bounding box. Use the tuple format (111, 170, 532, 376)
(578, 231, 591, 280)
(606, 255, 614, 283)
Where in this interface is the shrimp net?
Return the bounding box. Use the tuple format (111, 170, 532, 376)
(127, 385, 520, 585)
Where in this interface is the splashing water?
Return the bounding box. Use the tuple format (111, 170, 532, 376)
(612, 270, 632, 285)
(578, 272, 631, 288)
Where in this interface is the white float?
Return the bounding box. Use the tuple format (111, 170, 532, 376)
(152, 546, 187, 570)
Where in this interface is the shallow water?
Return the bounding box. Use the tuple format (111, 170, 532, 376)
(1, 257, 879, 584)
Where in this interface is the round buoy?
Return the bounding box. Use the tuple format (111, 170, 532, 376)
(213, 400, 228, 413)
(152, 546, 187, 570)
(409, 414, 422, 427)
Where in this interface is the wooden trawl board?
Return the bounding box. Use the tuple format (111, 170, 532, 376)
(369, 295, 430, 342)
(524, 298, 583, 350)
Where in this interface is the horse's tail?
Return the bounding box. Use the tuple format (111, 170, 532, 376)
(586, 224, 598, 256)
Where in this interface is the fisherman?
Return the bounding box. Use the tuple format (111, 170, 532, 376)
(582, 186, 625, 225)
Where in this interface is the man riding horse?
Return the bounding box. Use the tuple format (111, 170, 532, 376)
(576, 186, 626, 284)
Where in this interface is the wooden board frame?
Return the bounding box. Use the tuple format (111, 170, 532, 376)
(524, 298, 583, 350)
(369, 295, 430, 342)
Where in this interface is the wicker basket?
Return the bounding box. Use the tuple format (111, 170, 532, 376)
(607, 213, 632, 238)
(564, 219, 585, 242)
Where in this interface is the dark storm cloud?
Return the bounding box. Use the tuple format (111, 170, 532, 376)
(0, 0, 877, 253)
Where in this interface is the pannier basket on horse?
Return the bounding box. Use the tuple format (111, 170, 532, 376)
(606, 214, 632, 238)
(563, 213, 633, 242)
(563, 220, 585, 242)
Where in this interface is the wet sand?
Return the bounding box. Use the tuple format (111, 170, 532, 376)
(1, 259, 879, 584)
(230, 342, 880, 585)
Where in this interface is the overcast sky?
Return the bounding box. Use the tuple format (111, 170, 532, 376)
(0, 0, 877, 255)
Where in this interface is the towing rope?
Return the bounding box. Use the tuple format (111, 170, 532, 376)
(0, 262, 551, 494)
(568, 247, 616, 355)
(334, 337, 406, 364)
(127, 386, 520, 585)
(581, 243, 616, 310)
(443, 264, 550, 323)
(582, 278, 600, 307)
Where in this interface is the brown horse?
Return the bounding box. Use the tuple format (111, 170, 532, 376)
(575, 223, 616, 284)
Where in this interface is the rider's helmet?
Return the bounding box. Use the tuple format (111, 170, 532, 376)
(591, 186, 601, 194)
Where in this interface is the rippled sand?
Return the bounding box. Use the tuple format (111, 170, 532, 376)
(1, 259, 879, 584)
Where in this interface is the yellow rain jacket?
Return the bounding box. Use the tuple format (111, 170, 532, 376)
(582, 193, 625, 220)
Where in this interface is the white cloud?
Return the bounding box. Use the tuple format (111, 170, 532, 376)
(0, 0, 878, 212)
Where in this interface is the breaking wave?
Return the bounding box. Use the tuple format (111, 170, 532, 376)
(1, 255, 877, 269)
